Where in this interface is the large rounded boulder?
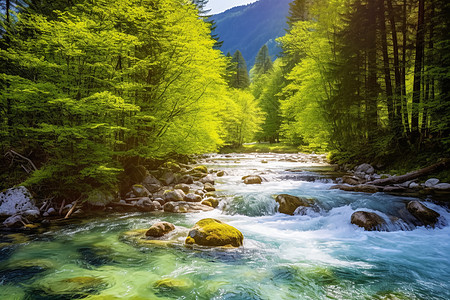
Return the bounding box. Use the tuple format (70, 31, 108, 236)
(242, 175, 262, 185)
(146, 222, 175, 237)
(406, 201, 440, 227)
(275, 194, 312, 215)
(185, 218, 243, 247)
(351, 211, 386, 231)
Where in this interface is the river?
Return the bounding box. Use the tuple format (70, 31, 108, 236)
(1, 153, 449, 299)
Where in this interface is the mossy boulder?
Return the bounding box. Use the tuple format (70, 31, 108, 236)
(193, 165, 208, 174)
(203, 182, 215, 192)
(185, 218, 243, 247)
(406, 201, 440, 227)
(351, 211, 386, 231)
(146, 222, 175, 237)
(275, 194, 312, 215)
(131, 185, 151, 197)
(164, 189, 185, 202)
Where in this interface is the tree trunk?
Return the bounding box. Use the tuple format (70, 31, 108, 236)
(411, 0, 425, 144)
(366, 0, 378, 142)
(401, 0, 410, 135)
(379, 0, 394, 125)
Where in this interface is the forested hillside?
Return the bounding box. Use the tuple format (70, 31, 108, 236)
(211, 0, 290, 69)
(252, 0, 450, 169)
(0, 0, 262, 198)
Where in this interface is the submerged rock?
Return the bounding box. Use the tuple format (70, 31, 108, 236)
(406, 201, 440, 227)
(351, 211, 386, 231)
(0, 186, 38, 217)
(201, 198, 219, 208)
(154, 278, 192, 290)
(243, 175, 262, 185)
(185, 218, 243, 247)
(275, 194, 312, 215)
(146, 222, 175, 237)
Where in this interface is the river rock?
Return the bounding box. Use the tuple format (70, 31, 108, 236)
(406, 201, 440, 227)
(185, 218, 243, 247)
(3, 215, 25, 228)
(193, 165, 208, 174)
(275, 194, 312, 215)
(161, 171, 176, 186)
(355, 163, 375, 175)
(243, 175, 262, 185)
(342, 176, 362, 185)
(203, 182, 215, 192)
(152, 201, 162, 210)
(178, 175, 194, 184)
(184, 193, 202, 203)
(353, 185, 380, 193)
(216, 171, 225, 177)
(433, 183, 450, 190)
(154, 198, 165, 206)
(174, 184, 190, 194)
(142, 174, 161, 193)
(22, 209, 41, 221)
(154, 278, 192, 291)
(409, 182, 420, 189)
(146, 222, 175, 237)
(351, 211, 386, 231)
(200, 174, 215, 185)
(0, 187, 38, 217)
(131, 185, 151, 197)
(202, 198, 219, 208)
(424, 178, 440, 188)
(136, 197, 155, 212)
(164, 189, 185, 202)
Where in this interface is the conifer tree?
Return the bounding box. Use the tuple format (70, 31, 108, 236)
(229, 50, 250, 89)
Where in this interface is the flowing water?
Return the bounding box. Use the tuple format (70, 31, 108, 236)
(1, 153, 449, 300)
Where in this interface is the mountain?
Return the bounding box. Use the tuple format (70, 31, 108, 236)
(211, 0, 291, 69)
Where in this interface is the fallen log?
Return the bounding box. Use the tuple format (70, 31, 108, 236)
(367, 159, 450, 186)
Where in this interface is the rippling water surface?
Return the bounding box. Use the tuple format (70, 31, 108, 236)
(1, 153, 449, 299)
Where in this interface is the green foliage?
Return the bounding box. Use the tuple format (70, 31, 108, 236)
(229, 50, 250, 89)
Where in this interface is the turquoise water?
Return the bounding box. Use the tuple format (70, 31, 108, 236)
(1, 153, 449, 299)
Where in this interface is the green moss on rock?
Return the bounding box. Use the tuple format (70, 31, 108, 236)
(185, 218, 243, 247)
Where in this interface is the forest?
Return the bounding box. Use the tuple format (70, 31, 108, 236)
(1, 0, 450, 201)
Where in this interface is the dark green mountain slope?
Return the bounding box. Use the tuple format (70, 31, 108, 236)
(211, 0, 291, 69)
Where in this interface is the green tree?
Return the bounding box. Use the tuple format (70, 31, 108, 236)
(229, 50, 250, 89)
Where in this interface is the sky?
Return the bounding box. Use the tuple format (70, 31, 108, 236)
(206, 0, 259, 15)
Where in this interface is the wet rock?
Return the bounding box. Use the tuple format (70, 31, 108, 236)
(3, 215, 25, 228)
(243, 175, 262, 185)
(178, 175, 194, 184)
(275, 194, 312, 215)
(154, 198, 165, 206)
(202, 198, 219, 208)
(203, 182, 216, 192)
(131, 185, 151, 197)
(136, 197, 155, 212)
(342, 176, 363, 185)
(424, 178, 440, 188)
(433, 183, 450, 190)
(200, 174, 215, 185)
(154, 278, 192, 291)
(351, 211, 386, 231)
(330, 184, 356, 192)
(185, 218, 243, 247)
(216, 171, 225, 177)
(184, 193, 202, 203)
(174, 184, 190, 194)
(261, 160, 268, 164)
(194, 190, 205, 197)
(164, 189, 185, 202)
(406, 201, 440, 227)
(161, 171, 176, 186)
(42, 276, 107, 295)
(152, 201, 162, 210)
(0, 186, 38, 217)
(353, 185, 380, 193)
(146, 222, 175, 237)
(355, 163, 375, 175)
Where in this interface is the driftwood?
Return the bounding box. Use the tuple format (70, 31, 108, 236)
(64, 200, 79, 219)
(5, 150, 38, 173)
(367, 159, 450, 186)
(58, 199, 66, 215)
